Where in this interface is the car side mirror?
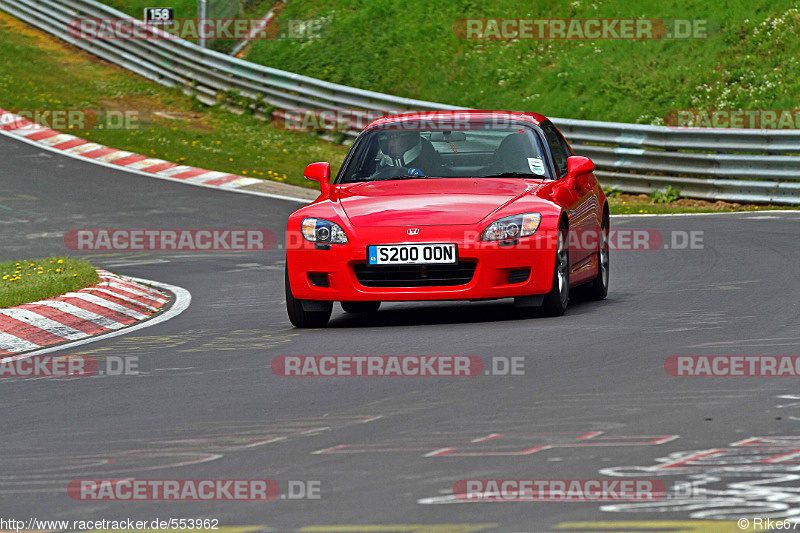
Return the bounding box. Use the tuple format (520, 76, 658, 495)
(304, 162, 331, 196)
(565, 156, 594, 187)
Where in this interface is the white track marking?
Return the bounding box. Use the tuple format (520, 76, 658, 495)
(38, 133, 76, 146)
(86, 288, 161, 311)
(0, 278, 191, 362)
(58, 293, 148, 319)
(33, 300, 126, 330)
(97, 280, 169, 302)
(95, 151, 134, 163)
(62, 142, 104, 155)
(0, 128, 308, 203)
(0, 331, 40, 353)
(0, 309, 85, 340)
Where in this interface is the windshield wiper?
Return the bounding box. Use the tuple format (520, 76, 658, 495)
(383, 175, 429, 181)
(467, 172, 540, 179)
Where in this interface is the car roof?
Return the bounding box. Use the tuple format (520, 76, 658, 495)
(365, 110, 549, 129)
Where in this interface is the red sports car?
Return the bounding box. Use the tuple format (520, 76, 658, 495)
(285, 111, 608, 327)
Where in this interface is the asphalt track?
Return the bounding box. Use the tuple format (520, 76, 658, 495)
(1, 132, 799, 532)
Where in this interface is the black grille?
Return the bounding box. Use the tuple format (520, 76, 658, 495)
(307, 272, 330, 287)
(508, 268, 531, 284)
(354, 261, 477, 287)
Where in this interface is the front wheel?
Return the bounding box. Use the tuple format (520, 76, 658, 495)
(585, 212, 609, 301)
(341, 301, 381, 313)
(285, 269, 332, 328)
(541, 221, 569, 316)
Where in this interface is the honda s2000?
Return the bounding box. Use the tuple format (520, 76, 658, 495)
(284, 111, 609, 327)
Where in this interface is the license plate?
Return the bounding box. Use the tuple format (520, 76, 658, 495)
(368, 244, 457, 265)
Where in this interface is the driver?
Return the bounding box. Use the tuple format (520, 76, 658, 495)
(375, 131, 449, 177)
(378, 131, 423, 168)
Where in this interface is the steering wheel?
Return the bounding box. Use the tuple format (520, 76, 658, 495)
(370, 165, 425, 181)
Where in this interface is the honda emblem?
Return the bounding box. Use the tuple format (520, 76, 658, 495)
(407, 228, 420, 236)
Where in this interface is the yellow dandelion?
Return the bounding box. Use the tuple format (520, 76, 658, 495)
(57, 259, 64, 264)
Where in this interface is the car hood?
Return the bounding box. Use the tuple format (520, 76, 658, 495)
(337, 178, 545, 227)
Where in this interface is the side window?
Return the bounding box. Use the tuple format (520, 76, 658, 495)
(541, 122, 569, 178)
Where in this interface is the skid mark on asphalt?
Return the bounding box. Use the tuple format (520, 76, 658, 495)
(316, 431, 677, 457)
(76, 329, 297, 356)
(688, 336, 800, 349)
(598, 440, 800, 519)
(0, 415, 382, 494)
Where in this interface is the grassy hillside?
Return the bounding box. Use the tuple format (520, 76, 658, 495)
(0, 10, 347, 188)
(246, 0, 799, 123)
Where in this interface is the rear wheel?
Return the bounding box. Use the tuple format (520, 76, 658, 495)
(341, 301, 381, 313)
(541, 220, 569, 316)
(585, 212, 609, 300)
(285, 269, 332, 328)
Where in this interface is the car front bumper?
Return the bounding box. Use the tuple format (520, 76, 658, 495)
(286, 225, 556, 302)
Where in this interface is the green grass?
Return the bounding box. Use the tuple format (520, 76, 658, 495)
(2, 7, 797, 214)
(0, 257, 99, 308)
(0, 10, 348, 189)
(245, 0, 800, 124)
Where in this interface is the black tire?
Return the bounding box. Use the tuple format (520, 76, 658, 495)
(541, 220, 569, 317)
(341, 301, 381, 313)
(285, 269, 332, 328)
(585, 211, 609, 301)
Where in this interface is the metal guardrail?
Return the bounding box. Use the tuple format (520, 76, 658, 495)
(2, 0, 799, 204)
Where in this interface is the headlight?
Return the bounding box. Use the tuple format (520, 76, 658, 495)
(302, 218, 348, 244)
(482, 213, 541, 241)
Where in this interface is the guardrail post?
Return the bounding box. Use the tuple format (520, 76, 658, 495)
(197, 0, 207, 48)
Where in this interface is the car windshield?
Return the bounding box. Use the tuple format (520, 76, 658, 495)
(338, 124, 551, 183)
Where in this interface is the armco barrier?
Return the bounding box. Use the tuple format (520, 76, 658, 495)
(1, 0, 799, 204)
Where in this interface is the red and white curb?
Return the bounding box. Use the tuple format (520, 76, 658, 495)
(0, 269, 170, 356)
(0, 108, 265, 192)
